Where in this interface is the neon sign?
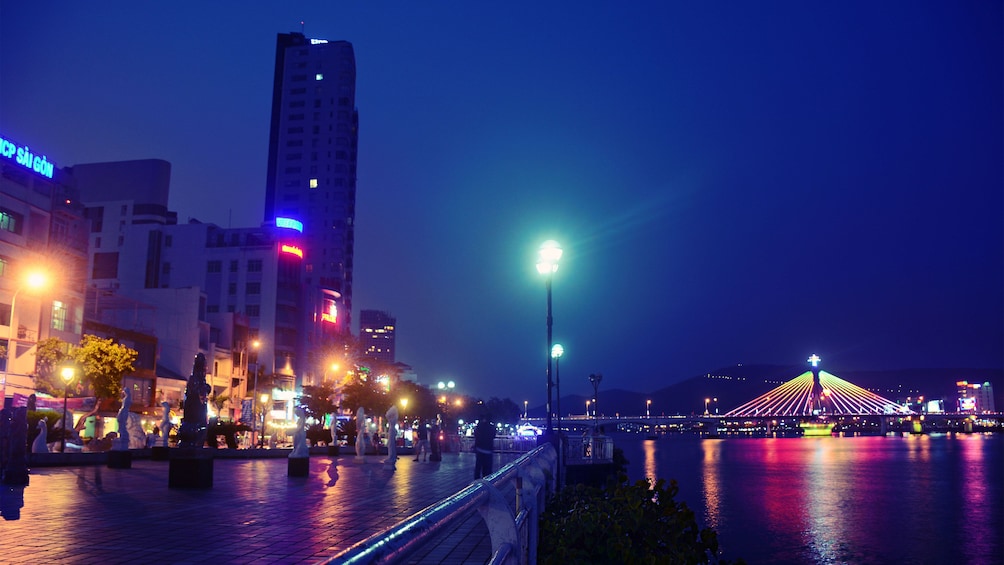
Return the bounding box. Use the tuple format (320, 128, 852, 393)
(0, 135, 54, 179)
(275, 217, 303, 232)
(280, 244, 303, 258)
(321, 302, 337, 324)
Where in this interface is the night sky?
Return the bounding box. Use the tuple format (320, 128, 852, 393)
(2, 2, 1001, 403)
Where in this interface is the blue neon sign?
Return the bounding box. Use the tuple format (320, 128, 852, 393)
(0, 134, 54, 179)
(275, 217, 304, 232)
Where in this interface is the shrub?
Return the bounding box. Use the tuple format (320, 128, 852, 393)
(538, 474, 743, 565)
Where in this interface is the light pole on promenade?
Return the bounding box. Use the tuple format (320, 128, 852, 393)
(646, 399, 651, 418)
(551, 344, 563, 432)
(250, 339, 260, 447)
(60, 365, 77, 453)
(259, 392, 269, 448)
(536, 240, 562, 437)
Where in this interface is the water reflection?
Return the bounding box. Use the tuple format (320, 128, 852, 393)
(1, 485, 24, 520)
(700, 439, 722, 529)
(643, 439, 657, 481)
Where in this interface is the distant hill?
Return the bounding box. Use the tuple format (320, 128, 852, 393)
(551, 365, 1003, 418)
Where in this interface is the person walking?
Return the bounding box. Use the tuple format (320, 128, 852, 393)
(473, 415, 495, 479)
(413, 420, 431, 461)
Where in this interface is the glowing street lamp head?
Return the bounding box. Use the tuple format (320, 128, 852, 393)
(808, 354, 821, 368)
(551, 343, 564, 359)
(536, 240, 563, 275)
(60, 365, 75, 384)
(25, 271, 49, 291)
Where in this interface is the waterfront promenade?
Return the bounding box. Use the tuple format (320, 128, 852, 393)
(1, 451, 520, 564)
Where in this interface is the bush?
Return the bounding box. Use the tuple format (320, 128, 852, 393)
(306, 423, 333, 446)
(538, 474, 743, 565)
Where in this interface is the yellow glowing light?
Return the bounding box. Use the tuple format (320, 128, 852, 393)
(281, 244, 304, 258)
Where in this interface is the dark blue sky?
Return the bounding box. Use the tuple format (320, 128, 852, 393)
(2, 2, 1001, 403)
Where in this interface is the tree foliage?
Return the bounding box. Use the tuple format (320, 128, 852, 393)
(32, 337, 73, 397)
(37, 335, 138, 402)
(297, 383, 338, 424)
(341, 373, 389, 415)
(539, 475, 743, 565)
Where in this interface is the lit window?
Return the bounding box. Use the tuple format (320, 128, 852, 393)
(309, 178, 318, 189)
(315, 73, 324, 81)
(51, 301, 68, 331)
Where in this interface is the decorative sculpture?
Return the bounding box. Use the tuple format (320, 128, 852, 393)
(177, 353, 210, 448)
(355, 407, 366, 459)
(114, 388, 131, 451)
(290, 406, 308, 458)
(30, 421, 47, 454)
(384, 404, 398, 470)
(160, 401, 172, 447)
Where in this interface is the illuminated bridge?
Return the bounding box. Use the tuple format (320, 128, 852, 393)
(724, 356, 914, 418)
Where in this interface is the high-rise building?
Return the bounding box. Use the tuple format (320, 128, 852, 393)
(264, 32, 358, 359)
(359, 310, 396, 363)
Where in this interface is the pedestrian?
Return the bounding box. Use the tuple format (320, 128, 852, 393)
(473, 415, 495, 479)
(413, 420, 430, 461)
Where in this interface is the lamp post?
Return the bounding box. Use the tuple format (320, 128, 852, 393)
(259, 392, 269, 448)
(60, 365, 76, 453)
(585, 399, 590, 417)
(523, 400, 528, 420)
(536, 240, 562, 436)
(705, 397, 710, 415)
(646, 399, 651, 418)
(1, 270, 48, 401)
(588, 373, 602, 433)
(551, 343, 563, 432)
(250, 339, 260, 447)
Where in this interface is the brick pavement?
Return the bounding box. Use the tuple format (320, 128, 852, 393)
(0, 451, 519, 564)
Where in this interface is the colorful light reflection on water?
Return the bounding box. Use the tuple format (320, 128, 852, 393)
(620, 433, 1003, 564)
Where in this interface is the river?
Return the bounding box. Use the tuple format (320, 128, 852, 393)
(613, 432, 1003, 564)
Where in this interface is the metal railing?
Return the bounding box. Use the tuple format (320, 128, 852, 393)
(322, 443, 558, 565)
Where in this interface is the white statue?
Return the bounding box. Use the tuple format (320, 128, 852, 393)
(114, 388, 132, 451)
(384, 404, 399, 470)
(160, 401, 173, 447)
(355, 407, 367, 459)
(290, 406, 309, 458)
(31, 420, 48, 453)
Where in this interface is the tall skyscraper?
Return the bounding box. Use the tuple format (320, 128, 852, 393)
(264, 32, 358, 368)
(359, 310, 396, 363)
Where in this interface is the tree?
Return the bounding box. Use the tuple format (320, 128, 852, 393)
(484, 397, 522, 425)
(32, 337, 73, 397)
(539, 475, 743, 564)
(297, 383, 337, 425)
(71, 335, 138, 402)
(394, 380, 438, 421)
(341, 373, 389, 415)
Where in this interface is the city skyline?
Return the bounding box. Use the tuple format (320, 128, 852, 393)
(1, 2, 1001, 401)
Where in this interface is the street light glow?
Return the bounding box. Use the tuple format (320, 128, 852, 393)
(551, 343, 563, 359)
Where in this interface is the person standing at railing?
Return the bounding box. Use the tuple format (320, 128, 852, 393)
(473, 415, 495, 479)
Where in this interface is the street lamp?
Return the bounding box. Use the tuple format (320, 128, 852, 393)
(258, 392, 269, 448)
(1, 270, 49, 400)
(588, 373, 602, 432)
(705, 398, 710, 415)
(646, 399, 651, 418)
(523, 400, 528, 420)
(585, 399, 590, 417)
(250, 339, 261, 447)
(551, 343, 563, 432)
(60, 364, 76, 453)
(536, 240, 562, 436)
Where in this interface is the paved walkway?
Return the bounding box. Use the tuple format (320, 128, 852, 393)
(0, 451, 520, 564)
